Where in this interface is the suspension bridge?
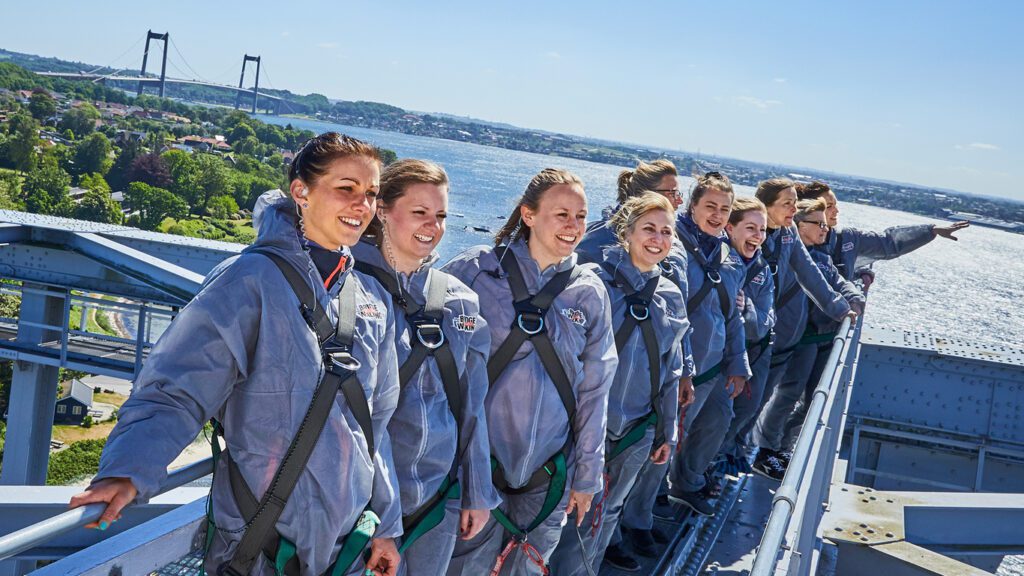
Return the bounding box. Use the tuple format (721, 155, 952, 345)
(33, 30, 301, 115)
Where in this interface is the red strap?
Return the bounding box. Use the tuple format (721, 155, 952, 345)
(675, 406, 688, 454)
(490, 539, 549, 576)
(590, 473, 612, 537)
(323, 255, 348, 289)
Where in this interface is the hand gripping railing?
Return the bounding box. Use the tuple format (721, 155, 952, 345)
(0, 457, 213, 561)
(750, 315, 858, 576)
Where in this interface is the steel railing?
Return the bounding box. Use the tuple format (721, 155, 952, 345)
(0, 458, 213, 561)
(749, 314, 861, 576)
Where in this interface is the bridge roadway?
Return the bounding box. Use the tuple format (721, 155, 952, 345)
(35, 72, 288, 103)
(0, 323, 143, 380)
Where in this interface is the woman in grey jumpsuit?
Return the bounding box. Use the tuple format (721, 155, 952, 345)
(350, 159, 501, 575)
(70, 133, 404, 576)
(443, 168, 617, 576)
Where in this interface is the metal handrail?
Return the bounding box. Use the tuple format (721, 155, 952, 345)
(0, 457, 213, 561)
(750, 315, 857, 576)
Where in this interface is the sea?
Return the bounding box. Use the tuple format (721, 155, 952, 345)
(254, 114, 1024, 350)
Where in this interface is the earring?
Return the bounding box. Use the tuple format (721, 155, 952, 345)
(302, 202, 309, 209)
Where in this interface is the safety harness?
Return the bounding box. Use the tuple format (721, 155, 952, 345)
(679, 234, 732, 385)
(762, 229, 784, 304)
(353, 261, 464, 554)
(209, 250, 379, 576)
(486, 246, 581, 576)
(602, 266, 665, 461)
(743, 254, 775, 367)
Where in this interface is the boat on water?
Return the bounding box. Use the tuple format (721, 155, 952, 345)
(0, 210, 1021, 575)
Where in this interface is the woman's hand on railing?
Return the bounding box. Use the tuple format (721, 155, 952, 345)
(459, 508, 490, 540)
(68, 477, 138, 530)
(365, 537, 400, 576)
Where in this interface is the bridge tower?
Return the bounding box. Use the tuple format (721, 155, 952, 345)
(234, 55, 261, 114)
(137, 30, 170, 98)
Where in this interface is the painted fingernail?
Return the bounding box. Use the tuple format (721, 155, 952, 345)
(99, 521, 109, 531)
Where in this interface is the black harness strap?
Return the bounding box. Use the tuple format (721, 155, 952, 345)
(487, 246, 581, 491)
(679, 234, 731, 319)
(607, 267, 666, 449)
(762, 231, 783, 304)
(830, 230, 848, 277)
(221, 250, 373, 576)
(352, 262, 465, 534)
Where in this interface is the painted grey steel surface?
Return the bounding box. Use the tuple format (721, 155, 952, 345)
(0, 459, 213, 562)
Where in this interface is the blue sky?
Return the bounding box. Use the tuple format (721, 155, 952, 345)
(5, 1, 1022, 200)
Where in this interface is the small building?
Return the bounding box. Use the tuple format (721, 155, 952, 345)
(54, 379, 94, 425)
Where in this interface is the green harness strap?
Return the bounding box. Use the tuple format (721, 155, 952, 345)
(397, 477, 461, 554)
(271, 510, 381, 576)
(798, 328, 837, 346)
(607, 412, 658, 461)
(489, 452, 568, 536)
(693, 361, 723, 386)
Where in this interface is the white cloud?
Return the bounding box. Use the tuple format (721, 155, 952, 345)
(734, 95, 782, 109)
(773, 77, 787, 83)
(954, 142, 1000, 151)
(316, 42, 338, 49)
(281, 30, 291, 38)
(544, 51, 562, 60)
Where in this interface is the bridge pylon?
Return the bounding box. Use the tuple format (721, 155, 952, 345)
(138, 30, 170, 98)
(234, 55, 261, 114)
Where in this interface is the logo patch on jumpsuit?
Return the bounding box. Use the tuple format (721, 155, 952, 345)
(751, 271, 766, 285)
(561, 308, 587, 326)
(357, 302, 382, 320)
(452, 314, 477, 332)
(782, 234, 794, 244)
(842, 241, 855, 252)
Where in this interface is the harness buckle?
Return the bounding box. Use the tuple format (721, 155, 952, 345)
(706, 270, 722, 284)
(768, 263, 779, 275)
(516, 313, 545, 335)
(627, 303, 650, 321)
(415, 323, 446, 350)
(323, 341, 362, 373)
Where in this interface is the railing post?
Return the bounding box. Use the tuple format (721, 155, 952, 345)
(134, 303, 147, 377)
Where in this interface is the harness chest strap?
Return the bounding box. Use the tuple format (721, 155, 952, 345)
(485, 247, 580, 559)
(606, 270, 664, 460)
(679, 234, 732, 319)
(352, 262, 465, 553)
(215, 250, 378, 576)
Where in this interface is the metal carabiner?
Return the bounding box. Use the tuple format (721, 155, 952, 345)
(517, 313, 545, 335)
(415, 325, 446, 350)
(327, 351, 362, 373)
(628, 303, 650, 321)
(706, 270, 722, 284)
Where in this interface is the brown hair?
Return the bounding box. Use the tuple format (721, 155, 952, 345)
(288, 132, 382, 185)
(610, 192, 675, 246)
(494, 168, 584, 245)
(796, 180, 832, 201)
(728, 197, 767, 226)
(794, 198, 827, 223)
(687, 171, 734, 214)
(617, 159, 677, 204)
(754, 177, 796, 207)
(363, 159, 449, 239)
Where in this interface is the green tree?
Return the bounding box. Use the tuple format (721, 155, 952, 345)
(194, 153, 230, 214)
(23, 157, 70, 215)
(7, 112, 39, 173)
(72, 133, 114, 176)
(75, 189, 123, 223)
(206, 195, 239, 219)
(162, 149, 201, 210)
(0, 171, 22, 210)
(233, 135, 260, 156)
(28, 91, 57, 122)
(78, 172, 111, 194)
(228, 122, 256, 144)
(58, 104, 100, 138)
(125, 182, 187, 230)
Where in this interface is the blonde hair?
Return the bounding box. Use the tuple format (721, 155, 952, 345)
(728, 197, 767, 225)
(610, 192, 675, 247)
(617, 159, 678, 204)
(494, 168, 584, 245)
(364, 159, 448, 239)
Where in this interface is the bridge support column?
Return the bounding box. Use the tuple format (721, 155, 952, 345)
(0, 284, 66, 487)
